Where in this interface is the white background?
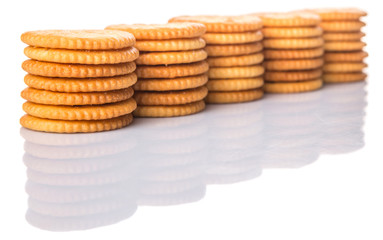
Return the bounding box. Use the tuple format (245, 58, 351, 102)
(0, 0, 382, 239)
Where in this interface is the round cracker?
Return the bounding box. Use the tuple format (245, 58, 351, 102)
(323, 32, 365, 41)
(105, 23, 206, 40)
(320, 21, 365, 32)
(262, 26, 322, 38)
(20, 114, 133, 133)
(134, 101, 205, 117)
(205, 42, 263, 57)
(207, 53, 264, 67)
(22, 60, 136, 78)
(263, 37, 324, 49)
(324, 51, 368, 62)
(323, 62, 367, 73)
(133, 74, 208, 91)
(311, 8, 367, 21)
(264, 79, 323, 93)
(202, 31, 263, 44)
(135, 38, 205, 51)
(264, 47, 323, 60)
(136, 61, 209, 79)
(136, 49, 207, 65)
(21, 30, 135, 50)
(21, 87, 134, 106)
(134, 86, 208, 105)
(263, 58, 324, 71)
(257, 12, 320, 27)
(24, 46, 139, 65)
(168, 15, 262, 33)
(207, 78, 264, 91)
(24, 73, 137, 92)
(323, 72, 367, 83)
(206, 89, 264, 103)
(264, 69, 322, 82)
(324, 41, 366, 51)
(208, 65, 264, 79)
(23, 98, 137, 120)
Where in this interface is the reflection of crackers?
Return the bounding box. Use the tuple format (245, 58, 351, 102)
(24, 136, 136, 160)
(25, 205, 137, 231)
(28, 195, 135, 217)
(27, 163, 138, 186)
(25, 181, 135, 203)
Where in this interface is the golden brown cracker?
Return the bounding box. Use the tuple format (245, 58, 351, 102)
(134, 86, 208, 105)
(323, 32, 365, 41)
(133, 74, 208, 91)
(262, 26, 322, 38)
(205, 42, 263, 57)
(168, 15, 262, 33)
(21, 87, 134, 106)
(136, 60, 209, 78)
(264, 69, 322, 82)
(20, 114, 133, 133)
(24, 46, 139, 65)
(256, 12, 320, 27)
(135, 38, 206, 52)
(323, 72, 367, 83)
(208, 65, 264, 79)
(23, 98, 137, 120)
(320, 21, 365, 32)
(105, 23, 206, 40)
(202, 31, 263, 44)
(24, 73, 137, 92)
(263, 37, 324, 49)
(324, 41, 366, 51)
(207, 53, 264, 67)
(323, 62, 367, 72)
(21, 30, 135, 50)
(134, 101, 205, 117)
(206, 88, 264, 103)
(22, 60, 136, 78)
(263, 79, 323, 93)
(263, 47, 323, 60)
(263, 58, 324, 71)
(311, 8, 367, 21)
(135, 49, 207, 65)
(207, 78, 263, 91)
(324, 51, 368, 62)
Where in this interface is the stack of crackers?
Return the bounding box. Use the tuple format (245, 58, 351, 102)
(20, 30, 139, 133)
(312, 8, 367, 83)
(256, 12, 325, 93)
(106, 23, 209, 117)
(169, 16, 265, 103)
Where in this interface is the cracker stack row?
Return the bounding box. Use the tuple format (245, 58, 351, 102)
(106, 23, 209, 117)
(312, 8, 367, 83)
(256, 12, 325, 93)
(20, 30, 139, 133)
(169, 16, 265, 103)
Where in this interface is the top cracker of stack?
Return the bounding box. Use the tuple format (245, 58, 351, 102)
(311, 8, 368, 83)
(106, 23, 209, 118)
(253, 12, 325, 94)
(20, 30, 139, 133)
(169, 15, 265, 104)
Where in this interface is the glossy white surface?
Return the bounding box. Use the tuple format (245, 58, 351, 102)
(15, 82, 373, 233)
(1, 0, 383, 239)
